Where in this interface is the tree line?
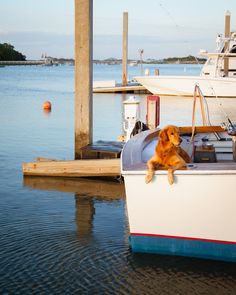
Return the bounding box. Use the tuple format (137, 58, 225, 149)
(0, 43, 26, 61)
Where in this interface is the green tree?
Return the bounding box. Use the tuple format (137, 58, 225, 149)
(0, 43, 26, 61)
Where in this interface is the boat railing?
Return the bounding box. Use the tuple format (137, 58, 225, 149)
(192, 84, 207, 127)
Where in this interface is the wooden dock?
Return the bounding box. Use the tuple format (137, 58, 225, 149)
(93, 85, 150, 94)
(23, 141, 124, 178)
(21, 4, 146, 180)
(80, 141, 124, 159)
(23, 158, 121, 177)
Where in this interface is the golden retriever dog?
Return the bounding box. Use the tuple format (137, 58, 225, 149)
(145, 125, 191, 185)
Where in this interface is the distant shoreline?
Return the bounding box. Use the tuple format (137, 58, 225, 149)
(0, 56, 206, 66)
(39, 55, 206, 65)
(93, 60, 206, 65)
(1, 43, 206, 65)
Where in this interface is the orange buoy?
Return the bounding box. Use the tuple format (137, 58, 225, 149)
(43, 101, 52, 110)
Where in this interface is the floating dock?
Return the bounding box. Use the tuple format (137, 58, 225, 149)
(93, 84, 150, 94)
(23, 141, 124, 178)
(23, 158, 121, 178)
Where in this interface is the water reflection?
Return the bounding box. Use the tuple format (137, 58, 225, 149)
(23, 176, 125, 199)
(23, 176, 125, 240)
(22, 176, 236, 294)
(75, 195, 95, 238)
(126, 252, 236, 294)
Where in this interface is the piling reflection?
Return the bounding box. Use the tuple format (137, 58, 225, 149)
(23, 176, 125, 239)
(23, 176, 125, 199)
(74, 195, 95, 238)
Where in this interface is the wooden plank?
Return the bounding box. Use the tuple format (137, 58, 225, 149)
(23, 176, 125, 199)
(144, 126, 225, 142)
(81, 141, 124, 159)
(93, 85, 148, 93)
(23, 159, 121, 177)
(34, 157, 57, 162)
(179, 126, 225, 134)
(145, 126, 225, 141)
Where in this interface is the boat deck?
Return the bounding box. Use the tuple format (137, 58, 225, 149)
(122, 126, 236, 174)
(123, 161, 236, 174)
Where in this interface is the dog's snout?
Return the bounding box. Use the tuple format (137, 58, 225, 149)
(179, 137, 182, 143)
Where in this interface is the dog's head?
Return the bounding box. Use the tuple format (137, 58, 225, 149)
(159, 125, 182, 147)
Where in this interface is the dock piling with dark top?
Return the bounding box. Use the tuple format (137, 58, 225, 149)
(224, 10, 231, 76)
(22, 1, 127, 177)
(74, 0, 93, 159)
(122, 12, 128, 86)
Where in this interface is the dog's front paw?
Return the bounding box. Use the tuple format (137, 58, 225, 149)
(145, 172, 153, 184)
(168, 171, 174, 185)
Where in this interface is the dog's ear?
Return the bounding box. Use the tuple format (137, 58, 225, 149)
(160, 128, 169, 141)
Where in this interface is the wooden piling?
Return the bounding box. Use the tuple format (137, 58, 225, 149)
(224, 10, 231, 76)
(74, 0, 93, 159)
(122, 12, 128, 86)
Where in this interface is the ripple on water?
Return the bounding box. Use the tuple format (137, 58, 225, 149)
(1, 65, 236, 294)
(1, 194, 236, 294)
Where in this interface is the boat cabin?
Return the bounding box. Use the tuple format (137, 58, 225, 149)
(201, 32, 236, 77)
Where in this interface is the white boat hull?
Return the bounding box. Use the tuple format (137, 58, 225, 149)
(124, 170, 236, 261)
(122, 128, 236, 261)
(135, 75, 236, 97)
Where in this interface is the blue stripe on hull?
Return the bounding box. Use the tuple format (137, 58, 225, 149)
(129, 235, 236, 262)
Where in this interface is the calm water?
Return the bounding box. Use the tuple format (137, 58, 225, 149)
(0, 64, 236, 294)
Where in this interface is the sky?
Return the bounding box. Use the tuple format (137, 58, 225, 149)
(0, 0, 236, 60)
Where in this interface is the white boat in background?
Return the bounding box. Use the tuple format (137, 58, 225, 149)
(135, 32, 236, 97)
(129, 60, 138, 67)
(121, 125, 236, 262)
